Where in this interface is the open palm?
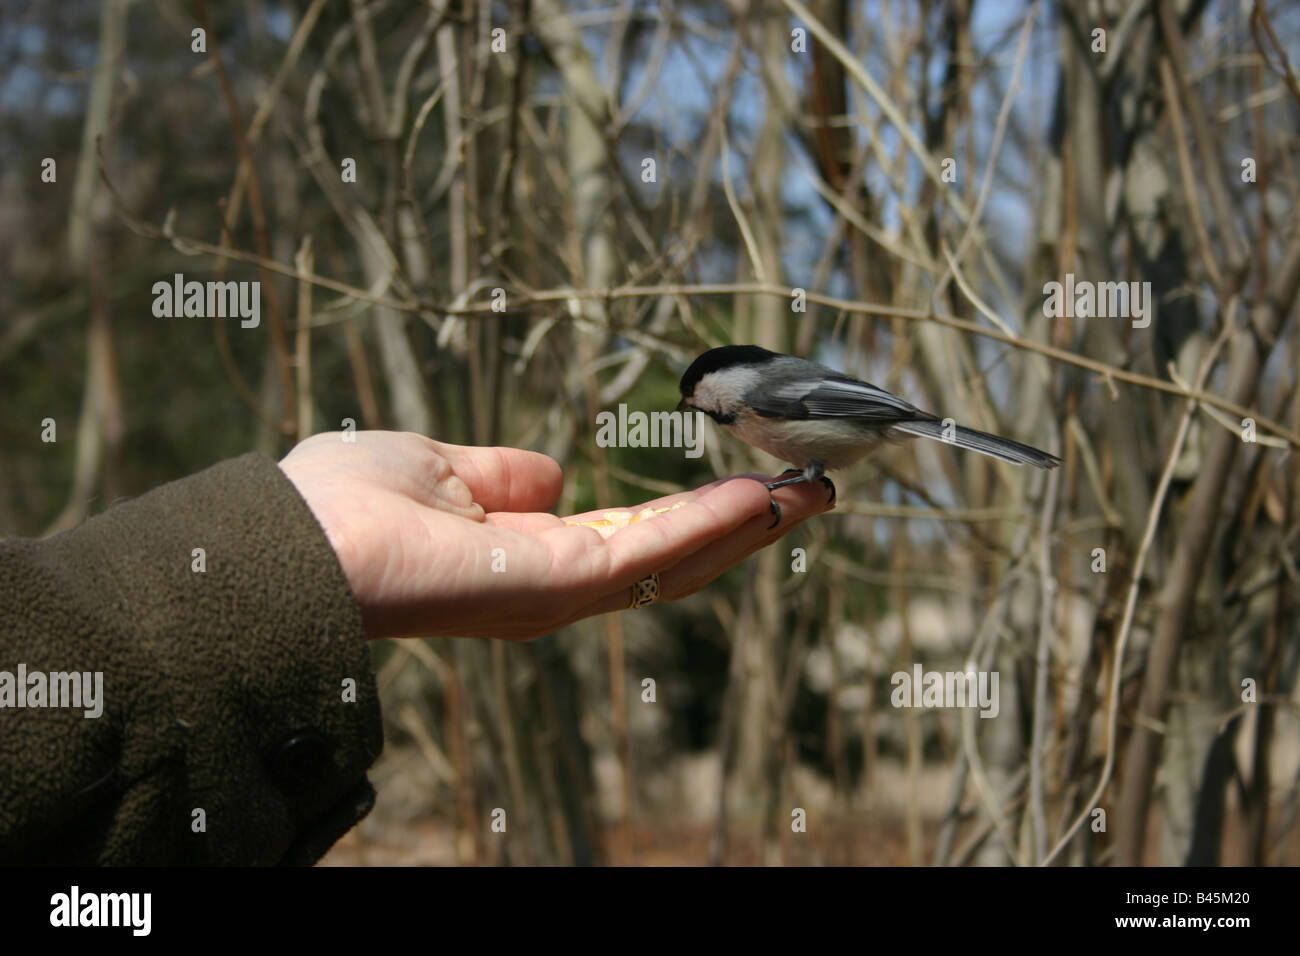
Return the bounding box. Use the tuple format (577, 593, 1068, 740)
(279, 430, 832, 640)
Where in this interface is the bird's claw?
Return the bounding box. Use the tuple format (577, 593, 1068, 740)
(763, 472, 797, 529)
(762, 469, 832, 525)
(820, 476, 837, 505)
(766, 496, 781, 529)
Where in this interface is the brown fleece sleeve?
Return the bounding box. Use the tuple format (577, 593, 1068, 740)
(0, 453, 383, 865)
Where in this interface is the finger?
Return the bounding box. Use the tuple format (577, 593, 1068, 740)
(552, 476, 778, 595)
(657, 492, 822, 593)
(533, 477, 772, 610)
(574, 481, 830, 617)
(431, 442, 564, 514)
(561, 473, 772, 524)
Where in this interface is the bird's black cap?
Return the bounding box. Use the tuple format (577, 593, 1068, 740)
(679, 345, 779, 397)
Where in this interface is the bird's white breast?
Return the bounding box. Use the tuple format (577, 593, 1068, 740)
(725, 409, 884, 471)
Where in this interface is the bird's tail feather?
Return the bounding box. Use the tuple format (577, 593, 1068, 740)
(891, 419, 1060, 469)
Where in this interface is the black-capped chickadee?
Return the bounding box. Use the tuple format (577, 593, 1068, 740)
(678, 345, 1060, 525)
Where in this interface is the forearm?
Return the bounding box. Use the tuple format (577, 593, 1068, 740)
(0, 453, 383, 864)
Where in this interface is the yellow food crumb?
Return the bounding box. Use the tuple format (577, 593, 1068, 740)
(565, 500, 687, 538)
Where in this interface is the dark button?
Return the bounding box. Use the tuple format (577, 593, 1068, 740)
(270, 730, 331, 789)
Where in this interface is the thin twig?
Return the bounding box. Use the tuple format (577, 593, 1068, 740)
(1039, 321, 1233, 866)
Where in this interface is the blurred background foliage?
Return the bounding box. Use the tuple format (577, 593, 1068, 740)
(3, 0, 1300, 865)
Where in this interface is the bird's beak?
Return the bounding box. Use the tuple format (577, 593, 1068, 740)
(676, 398, 691, 412)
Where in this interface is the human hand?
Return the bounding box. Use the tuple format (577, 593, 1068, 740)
(279, 431, 833, 640)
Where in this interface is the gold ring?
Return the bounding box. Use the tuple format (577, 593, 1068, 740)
(629, 573, 661, 609)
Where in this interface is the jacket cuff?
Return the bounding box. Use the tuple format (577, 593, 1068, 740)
(0, 452, 383, 864)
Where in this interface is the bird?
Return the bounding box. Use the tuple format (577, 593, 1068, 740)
(677, 344, 1060, 526)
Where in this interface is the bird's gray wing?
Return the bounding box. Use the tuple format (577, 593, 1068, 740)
(748, 375, 927, 421)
